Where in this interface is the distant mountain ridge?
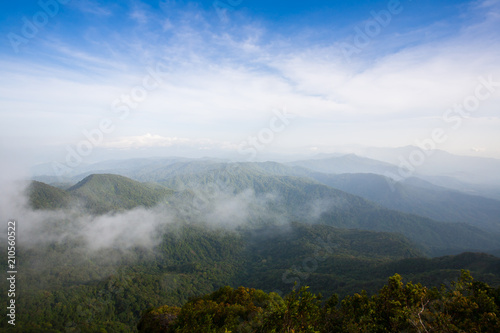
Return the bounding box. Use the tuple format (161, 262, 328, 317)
(288, 154, 400, 175)
(357, 146, 500, 185)
(17, 152, 500, 331)
(35, 149, 500, 200)
(309, 172, 500, 233)
(29, 167, 500, 256)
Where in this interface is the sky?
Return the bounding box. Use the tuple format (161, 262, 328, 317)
(1, 0, 500, 174)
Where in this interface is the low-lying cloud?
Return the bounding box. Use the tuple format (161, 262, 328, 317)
(1, 176, 297, 255)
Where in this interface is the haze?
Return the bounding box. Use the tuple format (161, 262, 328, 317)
(1, 0, 500, 175)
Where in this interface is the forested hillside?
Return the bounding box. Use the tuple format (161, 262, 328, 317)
(2, 221, 500, 332)
(5, 159, 499, 331)
(157, 165, 500, 256)
(5, 0, 500, 330)
(310, 172, 500, 232)
(138, 271, 500, 332)
(27, 170, 500, 255)
(28, 174, 175, 214)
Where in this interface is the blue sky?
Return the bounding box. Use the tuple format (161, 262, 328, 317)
(1, 0, 500, 172)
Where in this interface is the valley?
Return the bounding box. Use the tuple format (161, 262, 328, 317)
(2, 155, 500, 331)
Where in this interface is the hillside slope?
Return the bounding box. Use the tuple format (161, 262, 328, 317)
(158, 164, 500, 256)
(68, 174, 175, 214)
(27, 180, 73, 210)
(28, 174, 175, 214)
(288, 154, 400, 175)
(5, 221, 500, 331)
(310, 172, 500, 233)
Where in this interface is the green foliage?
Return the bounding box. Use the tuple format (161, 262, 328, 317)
(264, 286, 323, 332)
(2, 220, 500, 331)
(167, 286, 283, 333)
(137, 305, 181, 332)
(143, 166, 500, 254)
(28, 180, 72, 210)
(68, 174, 174, 214)
(29, 169, 500, 255)
(12, 169, 500, 331)
(28, 174, 175, 214)
(142, 271, 500, 332)
(0, 222, 246, 331)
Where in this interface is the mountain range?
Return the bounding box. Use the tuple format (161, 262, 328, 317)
(28, 158, 500, 256)
(10, 152, 500, 331)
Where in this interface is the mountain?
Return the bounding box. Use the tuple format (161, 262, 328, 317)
(414, 175, 500, 200)
(31, 157, 221, 180)
(309, 172, 500, 233)
(68, 174, 175, 214)
(27, 174, 175, 214)
(27, 180, 73, 210)
(240, 222, 423, 298)
(288, 154, 400, 175)
(284, 148, 500, 200)
(4, 221, 500, 331)
(29, 163, 500, 255)
(153, 163, 500, 256)
(17, 156, 500, 331)
(358, 146, 500, 185)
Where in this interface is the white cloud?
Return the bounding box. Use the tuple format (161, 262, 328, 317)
(130, 8, 149, 25)
(70, 0, 114, 16)
(1, 0, 499, 160)
(102, 134, 190, 148)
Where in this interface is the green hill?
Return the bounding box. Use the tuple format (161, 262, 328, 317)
(158, 164, 500, 256)
(27, 167, 500, 255)
(27, 180, 73, 210)
(27, 175, 175, 214)
(239, 222, 423, 298)
(17, 159, 500, 331)
(4, 221, 500, 331)
(68, 174, 175, 214)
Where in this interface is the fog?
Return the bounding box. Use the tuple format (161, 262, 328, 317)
(1, 173, 294, 256)
(3, 150, 500, 265)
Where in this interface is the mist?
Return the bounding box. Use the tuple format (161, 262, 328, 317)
(1, 174, 304, 257)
